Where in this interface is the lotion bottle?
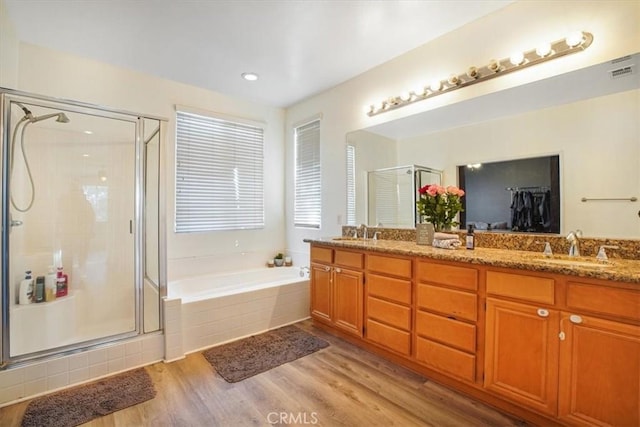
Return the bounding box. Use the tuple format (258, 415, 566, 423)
(466, 224, 475, 250)
(56, 266, 68, 297)
(19, 271, 34, 304)
(45, 265, 57, 302)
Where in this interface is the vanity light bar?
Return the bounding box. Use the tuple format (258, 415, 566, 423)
(366, 31, 593, 116)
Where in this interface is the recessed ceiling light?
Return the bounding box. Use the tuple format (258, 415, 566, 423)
(84, 130, 93, 135)
(241, 72, 259, 81)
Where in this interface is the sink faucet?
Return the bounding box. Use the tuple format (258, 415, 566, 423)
(359, 224, 368, 240)
(566, 229, 583, 257)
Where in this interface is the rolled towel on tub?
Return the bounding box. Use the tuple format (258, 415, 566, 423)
(432, 238, 461, 250)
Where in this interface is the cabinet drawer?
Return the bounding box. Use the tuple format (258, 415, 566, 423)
(417, 284, 477, 322)
(486, 271, 555, 305)
(416, 261, 478, 291)
(311, 246, 332, 264)
(335, 250, 364, 269)
(367, 274, 411, 305)
(367, 254, 412, 279)
(367, 297, 410, 330)
(567, 282, 640, 322)
(415, 310, 476, 353)
(366, 319, 411, 355)
(415, 337, 475, 382)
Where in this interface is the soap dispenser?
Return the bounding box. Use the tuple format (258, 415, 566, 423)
(465, 224, 475, 250)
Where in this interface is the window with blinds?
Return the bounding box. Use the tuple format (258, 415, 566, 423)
(346, 145, 356, 225)
(294, 119, 321, 228)
(175, 110, 264, 232)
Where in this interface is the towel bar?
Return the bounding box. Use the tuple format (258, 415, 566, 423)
(580, 197, 637, 202)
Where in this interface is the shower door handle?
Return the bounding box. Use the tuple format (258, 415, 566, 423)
(10, 219, 23, 227)
(129, 220, 133, 234)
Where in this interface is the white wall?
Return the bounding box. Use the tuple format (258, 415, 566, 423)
(397, 90, 640, 238)
(285, 0, 640, 255)
(15, 43, 287, 279)
(0, 0, 18, 88)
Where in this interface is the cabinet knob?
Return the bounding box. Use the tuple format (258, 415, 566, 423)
(324, 266, 331, 272)
(335, 268, 341, 273)
(569, 314, 583, 324)
(537, 308, 549, 318)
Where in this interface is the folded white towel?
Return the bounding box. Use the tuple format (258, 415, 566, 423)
(432, 238, 461, 249)
(434, 232, 459, 240)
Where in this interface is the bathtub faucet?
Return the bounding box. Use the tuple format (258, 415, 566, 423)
(299, 266, 310, 278)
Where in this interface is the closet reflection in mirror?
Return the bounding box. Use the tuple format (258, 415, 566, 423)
(458, 155, 560, 233)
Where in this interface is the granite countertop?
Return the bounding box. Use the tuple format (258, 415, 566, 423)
(305, 237, 640, 284)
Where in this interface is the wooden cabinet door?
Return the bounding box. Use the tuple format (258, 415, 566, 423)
(333, 267, 364, 337)
(310, 263, 332, 324)
(484, 298, 559, 415)
(558, 313, 640, 427)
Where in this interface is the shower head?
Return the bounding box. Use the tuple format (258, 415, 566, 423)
(15, 102, 34, 120)
(29, 112, 71, 124)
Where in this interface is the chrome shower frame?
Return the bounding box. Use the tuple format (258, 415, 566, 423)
(0, 88, 167, 368)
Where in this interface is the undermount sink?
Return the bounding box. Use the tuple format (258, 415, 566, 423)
(539, 257, 612, 268)
(332, 237, 364, 241)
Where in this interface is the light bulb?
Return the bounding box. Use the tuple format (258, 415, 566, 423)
(509, 52, 524, 66)
(413, 86, 426, 97)
(430, 79, 442, 92)
(364, 104, 374, 114)
(447, 74, 460, 85)
(467, 66, 479, 79)
(400, 91, 411, 102)
(536, 42, 552, 57)
(566, 31, 584, 47)
(373, 101, 384, 112)
(488, 59, 501, 72)
(241, 72, 259, 81)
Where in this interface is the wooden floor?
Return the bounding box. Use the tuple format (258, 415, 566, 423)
(0, 320, 528, 426)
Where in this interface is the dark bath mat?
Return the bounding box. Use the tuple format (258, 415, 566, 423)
(202, 324, 329, 383)
(21, 367, 156, 427)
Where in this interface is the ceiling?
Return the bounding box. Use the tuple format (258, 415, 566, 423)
(3, 0, 514, 108)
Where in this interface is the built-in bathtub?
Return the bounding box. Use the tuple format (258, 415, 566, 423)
(165, 266, 310, 359)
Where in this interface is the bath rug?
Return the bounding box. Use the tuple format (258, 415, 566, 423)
(202, 325, 329, 383)
(21, 367, 156, 427)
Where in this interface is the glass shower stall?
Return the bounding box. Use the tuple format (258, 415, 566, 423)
(0, 89, 165, 367)
(367, 165, 442, 228)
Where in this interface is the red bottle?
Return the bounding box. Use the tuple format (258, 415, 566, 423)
(56, 267, 68, 297)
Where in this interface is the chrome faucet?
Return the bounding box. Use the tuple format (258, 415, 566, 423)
(566, 229, 583, 257)
(359, 224, 368, 240)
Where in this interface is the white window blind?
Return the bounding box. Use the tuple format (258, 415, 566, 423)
(346, 145, 356, 225)
(294, 119, 321, 228)
(175, 110, 264, 232)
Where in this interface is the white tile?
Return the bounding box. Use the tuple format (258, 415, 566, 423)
(69, 367, 89, 385)
(141, 350, 163, 365)
(47, 372, 69, 390)
(0, 367, 25, 387)
(46, 358, 69, 376)
(67, 352, 89, 370)
(88, 348, 107, 366)
(125, 340, 142, 356)
(125, 353, 142, 368)
(24, 378, 47, 397)
(108, 358, 124, 373)
(89, 362, 108, 378)
(107, 345, 125, 360)
(24, 363, 47, 381)
(0, 384, 24, 405)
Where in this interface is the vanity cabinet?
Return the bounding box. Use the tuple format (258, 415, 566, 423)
(364, 254, 412, 355)
(557, 282, 640, 427)
(414, 260, 479, 382)
(310, 246, 364, 337)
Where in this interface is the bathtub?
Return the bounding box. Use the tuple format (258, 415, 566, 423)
(165, 266, 310, 358)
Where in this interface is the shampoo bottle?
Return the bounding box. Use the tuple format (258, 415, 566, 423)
(35, 276, 45, 303)
(466, 224, 475, 250)
(56, 266, 68, 297)
(19, 271, 34, 305)
(44, 266, 57, 302)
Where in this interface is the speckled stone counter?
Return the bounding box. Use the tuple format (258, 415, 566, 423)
(306, 237, 640, 284)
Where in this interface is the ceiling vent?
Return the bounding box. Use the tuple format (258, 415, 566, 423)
(609, 64, 635, 79)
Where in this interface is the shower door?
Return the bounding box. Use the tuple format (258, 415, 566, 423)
(3, 95, 138, 360)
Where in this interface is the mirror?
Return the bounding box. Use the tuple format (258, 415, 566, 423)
(348, 53, 640, 238)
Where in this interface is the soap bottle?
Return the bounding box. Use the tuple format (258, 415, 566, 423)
(35, 276, 45, 303)
(466, 224, 475, 250)
(19, 271, 34, 304)
(56, 266, 68, 297)
(44, 265, 57, 302)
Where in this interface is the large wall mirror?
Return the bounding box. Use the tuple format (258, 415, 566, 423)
(347, 52, 640, 239)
